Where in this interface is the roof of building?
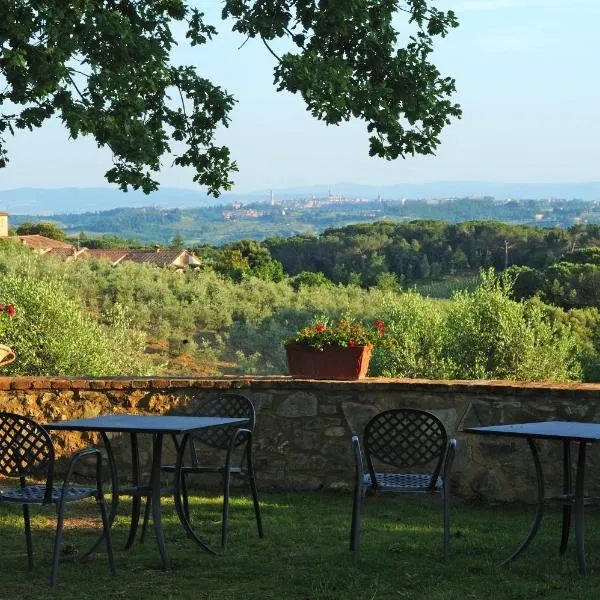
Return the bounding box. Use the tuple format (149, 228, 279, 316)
(44, 247, 84, 260)
(124, 250, 190, 267)
(84, 249, 130, 264)
(84, 249, 200, 268)
(17, 235, 75, 250)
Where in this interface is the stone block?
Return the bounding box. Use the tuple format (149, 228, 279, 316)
(277, 391, 318, 417)
(341, 401, 379, 435)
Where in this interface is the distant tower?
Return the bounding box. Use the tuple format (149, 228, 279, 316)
(0, 212, 8, 237)
(270, 190, 275, 206)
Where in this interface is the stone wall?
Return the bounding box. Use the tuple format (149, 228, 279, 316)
(2, 375, 600, 502)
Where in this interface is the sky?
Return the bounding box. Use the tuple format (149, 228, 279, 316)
(0, 0, 599, 195)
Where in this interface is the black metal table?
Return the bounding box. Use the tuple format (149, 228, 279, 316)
(465, 421, 600, 575)
(46, 414, 248, 570)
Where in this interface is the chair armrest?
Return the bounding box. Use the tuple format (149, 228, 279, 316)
(352, 435, 365, 487)
(59, 447, 104, 498)
(224, 427, 253, 470)
(443, 438, 457, 479)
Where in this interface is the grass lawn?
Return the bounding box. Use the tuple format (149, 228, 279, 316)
(0, 491, 599, 599)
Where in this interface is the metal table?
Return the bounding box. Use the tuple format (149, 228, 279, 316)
(465, 421, 600, 575)
(46, 414, 248, 570)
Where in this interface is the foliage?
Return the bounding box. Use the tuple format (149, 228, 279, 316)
(225, 1, 461, 160)
(440, 270, 581, 381)
(15, 221, 67, 241)
(213, 239, 285, 282)
(284, 316, 391, 350)
(290, 271, 334, 291)
(0, 1, 460, 196)
(0, 238, 596, 382)
(0, 272, 151, 376)
(0, 0, 235, 195)
(0, 300, 15, 338)
(370, 290, 448, 379)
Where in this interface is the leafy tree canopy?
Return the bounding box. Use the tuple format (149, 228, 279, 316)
(0, 0, 461, 196)
(16, 220, 67, 241)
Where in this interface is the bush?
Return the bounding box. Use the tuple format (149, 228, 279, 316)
(0, 273, 151, 376)
(370, 290, 448, 379)
(440, 270, 581, 381)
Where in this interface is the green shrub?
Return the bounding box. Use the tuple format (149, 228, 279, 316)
(0, 273, 151, 376)
(440, 270, 581, 381)
(370, 290, 448, 379)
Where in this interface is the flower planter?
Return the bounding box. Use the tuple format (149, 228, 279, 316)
(0, 344, 15, 369)
(284, 344, 373, 380)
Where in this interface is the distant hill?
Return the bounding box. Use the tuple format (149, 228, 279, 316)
(8, 195, 600, 247)
(0, 187, 239, 215)
(266, 181, 600, 201)
(1, 181, 600, 215)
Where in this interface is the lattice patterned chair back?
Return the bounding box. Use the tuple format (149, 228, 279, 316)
(0, 412, 55, 493)
(0, 412, 116, 587)
(364, 408, 448, 490)
(351, 408, 455, 564)
(191, 393, 256, 450)
(143, 392, 263, 550)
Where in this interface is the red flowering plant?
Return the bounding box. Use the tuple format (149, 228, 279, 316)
(0, 303, 17, 365)
(284, 316, 394, 351)
(0, 303, 16, 332)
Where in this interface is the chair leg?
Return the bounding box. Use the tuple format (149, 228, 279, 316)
(351, 485, 364, 564)
(50, 500, 67, 588)
(442, 486, 450, 563)
(22, 504, 34, 570)
(221, 468, 232, 550)
(98, 498, 117, 576)
(246, 445, 263, 539)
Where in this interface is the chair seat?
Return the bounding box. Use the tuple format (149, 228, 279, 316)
(161, 464, 244, 474)
(364, 472, 443, 491)
(0, 484, 97, 504)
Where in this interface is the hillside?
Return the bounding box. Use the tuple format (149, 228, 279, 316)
(9, 196, 600, 246)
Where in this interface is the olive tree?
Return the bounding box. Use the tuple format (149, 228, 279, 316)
(0, 0, 461, 196)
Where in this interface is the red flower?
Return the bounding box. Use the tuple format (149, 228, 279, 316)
(375, 319, 385, 335)
(0, 305, 3, 312)
(7, 305, 15, 317)
(315, 323, 325, 332)
(348, 339, 356, 347)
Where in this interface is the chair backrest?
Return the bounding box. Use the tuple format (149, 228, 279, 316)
(0, 412, 55, 479)
(363, 408, 448, 483)
(192, 393, 256, 450)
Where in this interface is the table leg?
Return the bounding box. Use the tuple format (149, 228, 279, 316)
(559, 440, 572, 554)
(150, 432, 171, 570)
(124, 433, 142, 550)
(80, 431, 120, 561)
(173, 433, 216, 555)
(574, 441, 587, 575)
(501, 437, 545, 565)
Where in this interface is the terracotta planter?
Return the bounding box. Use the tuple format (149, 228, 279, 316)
(285, 344, 373, 380)
(0, 344, 16, 369)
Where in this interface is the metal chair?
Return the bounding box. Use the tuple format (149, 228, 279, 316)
(350, 408, 456, 563)
(141, 393, 263, 549)
(0, 412, 116, 587)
